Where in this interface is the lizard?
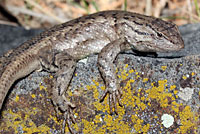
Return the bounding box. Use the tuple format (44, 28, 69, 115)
(0, 10, 184, 133)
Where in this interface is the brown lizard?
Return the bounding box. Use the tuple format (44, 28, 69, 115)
(0, 10, 184, 133)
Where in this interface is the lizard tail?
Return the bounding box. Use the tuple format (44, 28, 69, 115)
(0, 52, 40, 110)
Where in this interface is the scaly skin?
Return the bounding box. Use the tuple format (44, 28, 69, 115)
(0, 10, 184, 133)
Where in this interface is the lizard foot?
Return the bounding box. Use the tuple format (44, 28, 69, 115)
(52, 95, 76, 134)
(100, 88, 123, 114)
(62, 108, 76, 134)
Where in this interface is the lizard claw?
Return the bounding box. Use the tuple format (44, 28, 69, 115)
(60, 103, 76, 134)
(62, 109, 76, 134)
(100, 88, 122, 114)
(56, 103, 76, 134)
(52, 95, 76, 134)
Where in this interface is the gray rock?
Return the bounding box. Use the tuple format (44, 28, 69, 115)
(0, 24, 43, 56)
(0, 24, 199, 134)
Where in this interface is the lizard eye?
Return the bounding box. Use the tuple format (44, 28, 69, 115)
(157, 33, 162, 37)
(157, 32, 163, 37)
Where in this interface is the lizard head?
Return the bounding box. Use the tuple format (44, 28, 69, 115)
(122, 14, 184, 52)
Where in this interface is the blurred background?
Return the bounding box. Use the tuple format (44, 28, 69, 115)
(0, 0, 199, 29)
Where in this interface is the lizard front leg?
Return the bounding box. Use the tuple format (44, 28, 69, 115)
(38, 46, 59, 72)
(98, 38, 126, 114)
(39, 48, 77, 133)
(49, 52, 77, 134)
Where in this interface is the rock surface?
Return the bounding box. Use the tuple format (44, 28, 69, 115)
(0, 24, 199, 134)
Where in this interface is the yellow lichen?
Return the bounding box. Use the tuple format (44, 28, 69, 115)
(83, 67, 199, 133)
(142, 123, 150, 133)
(82, 119, 97, 133)
(170, 85, 176, 90)
(68, 91, 73, 96)
(182, 75, 187, 80)
(125, 64, 129, 68)
(15, 95, 19, 102)
(129, 69, 134, 74)
(92, 80, 99, 87)
(49, 75, 53, 79)
(132, 115, 148, 133)
(31, 94, 36, 98)
(174, 90, 178, 95)
(39, 94, 43, 97)
(121, 69, 128, 80)
(1, 108, 51, 133)
(39, 83, 47, 91)
(146, 80, 174, 108)
(161, 66, 167, 71)
(2, 64, 198, 134)
(179, 106, 198, 133)
(143, 78, 149, 82)
(191, 72, 195, 76)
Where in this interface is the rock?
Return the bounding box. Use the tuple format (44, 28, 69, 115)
(0, 24, 199, 133)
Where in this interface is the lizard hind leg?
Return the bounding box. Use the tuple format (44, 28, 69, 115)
(51, 52, 77, 134)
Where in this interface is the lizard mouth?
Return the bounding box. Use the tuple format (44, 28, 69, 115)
(132, 38, 184, 52)
(155, 38, 184, 52)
